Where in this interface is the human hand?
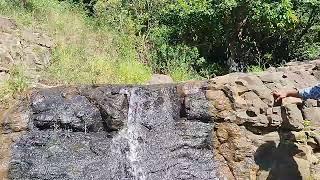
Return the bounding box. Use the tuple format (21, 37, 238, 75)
(272, 90, 288, 103)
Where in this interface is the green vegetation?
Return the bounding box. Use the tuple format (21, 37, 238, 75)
(247, 65, 265, 75)
(303, 119, 311, 128)
(0, 66, 29, 107)
(0, 0, 152, 86)
(90, 0, 320, 75)
(1, 0, 320, 87)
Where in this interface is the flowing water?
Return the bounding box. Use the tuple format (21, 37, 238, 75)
(9, 85, 219, 179)
(122, 86, 218, 179)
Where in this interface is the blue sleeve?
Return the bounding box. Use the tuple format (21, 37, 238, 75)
(299, 84, 320, 100)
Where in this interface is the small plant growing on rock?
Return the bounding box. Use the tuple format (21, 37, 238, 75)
(247, 65, 264, 75)
(0, 65, 29, 109)
(303, 120, 311, 128)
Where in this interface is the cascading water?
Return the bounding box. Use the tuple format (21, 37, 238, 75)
(123, 86, 218, 180)
(124, 87, 147, 179)
(8, 85, 219, 180)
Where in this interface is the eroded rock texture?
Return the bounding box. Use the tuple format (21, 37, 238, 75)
(0, 16, 53, 88)
(2, 85, 218, 180)
(3, 60, 320, 179)
(209, 61, 320, 180)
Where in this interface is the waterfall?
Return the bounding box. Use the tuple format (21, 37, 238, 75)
(126, 87, 147, 180)
(8, 85, 219, 180)
(123, 86, 218, 180)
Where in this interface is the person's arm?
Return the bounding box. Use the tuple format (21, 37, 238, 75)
(273, 89, 299, 102)
(274, 84, 320, 102)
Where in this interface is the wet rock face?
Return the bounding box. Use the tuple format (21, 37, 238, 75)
(4, 60, 320, 180)
(31, 88, 104, 132)
(6, 85, 218, 180)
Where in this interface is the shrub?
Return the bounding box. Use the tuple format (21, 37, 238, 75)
(2, 0, 320, 87)
(0, 66, 29, 108)
(247, 65, 265, 75)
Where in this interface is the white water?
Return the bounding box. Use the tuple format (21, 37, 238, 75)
(124, 88, 146, 180)
(120, 87, 218, 180)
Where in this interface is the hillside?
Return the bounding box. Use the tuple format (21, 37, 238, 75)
(0, 0, 154, 110)
(2, 0, 319, 81)
(1, 1, 320, 179)
(1, 0, 320, 109)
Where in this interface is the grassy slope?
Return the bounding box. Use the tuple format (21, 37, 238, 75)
(0, 0, 153, 107)
(0, 0, 152, 85)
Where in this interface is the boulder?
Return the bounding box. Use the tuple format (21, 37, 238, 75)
(4, 54, 320, 179)
(31, 88, 105, 132)
(215, 123, 259, 179)
(148, 74, 173, 84)
(206, 90, 233, 119)
(282, 104, 304, 130)
(302, 107, 320, 129)
(267, 114, 282, 127)
(284, 71, 318, 89)
(234, 109, 269, 127)
(241, 91, 268, 110)
(6, 85, 218, 180)
(0, 102, 29, 180)
(266, 107, 283, 128)
(177, 81, 206, 96)
(81, 86, 129, 131)
(282, 97, 303, 106)
(259, 72, 284, 83)
(0, 103, 29, 134)
(304, 99, 318, 108)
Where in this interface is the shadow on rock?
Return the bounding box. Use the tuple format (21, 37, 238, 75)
(254, 131, 303, 180)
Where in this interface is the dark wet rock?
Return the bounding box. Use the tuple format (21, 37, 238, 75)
(185, 91, 213, 121)
(31, 88, 104, 132)
(7, 85, 218, 180)
(80, 86, 129, 131)
(9, 131, 133, 180)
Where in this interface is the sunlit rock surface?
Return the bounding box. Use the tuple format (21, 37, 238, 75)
(0, 16, 53, 88)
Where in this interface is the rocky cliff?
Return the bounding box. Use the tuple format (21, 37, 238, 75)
(1, 84, 218, 179)
(0, 16, 56, 128)
(2, 60, 320, 179)
(0, 16, 53, 74)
